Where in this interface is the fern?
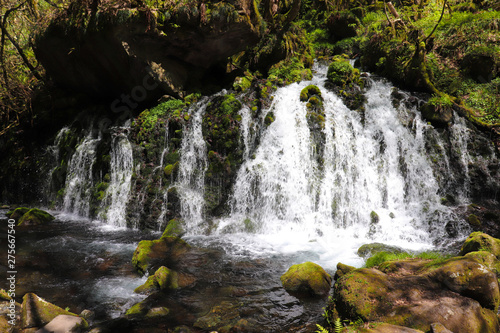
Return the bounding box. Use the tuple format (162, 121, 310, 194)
(334, 318, 342, 333)
(315, 324, 329, 333)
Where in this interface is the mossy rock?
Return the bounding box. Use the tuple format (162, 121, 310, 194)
(6, 207, 29, 220)
(18, 208, 55, 226)
(467, 214, 481, 227)
(280, 261, 332, 297)
(0, 289, 11, 301)
(334, 262, 356, 280)
(327, 57, 359, 87)
(420, 97, 453, 128)
(164, 162, 179, 177)
(21, 293, 83, 329)
(357, 243, 404, 258)
(300, 85, 322, 102)
(134, 266, 179, 294)
(161, 219, 184, 238)
(459, 232, 500, 258)
(334, 257, 500, 332)
(464, 251, 500, 276)
(132, 236, 191, 275)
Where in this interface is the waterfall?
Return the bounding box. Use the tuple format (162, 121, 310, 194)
(207, 71, 459, 252)
(102, 131, 134, 227)
(177, 98, 210, 232)
(157, 121, 170, 227)
(450, 114, 472, 200)
(63, 131, 100, 217)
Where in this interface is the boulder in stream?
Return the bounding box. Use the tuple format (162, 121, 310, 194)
(21, 293, 86, 330)
(280, 261, 332, 297)
(132, 236, 191, 275)
(17, 208, 55, 226)
(6, 207, 29, 220)
(35, 314, 88, 333)
(134, 266, 179, 294)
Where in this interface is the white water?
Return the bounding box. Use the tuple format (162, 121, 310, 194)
(181, 69, 462, 268)
(102, 132, 134, 227)
(157, 121, 170, 227)
(63, 131, 100, 217)
(177, 98, 211, 231)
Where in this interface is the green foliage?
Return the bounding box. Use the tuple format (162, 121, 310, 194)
(365, 251, 451, 268)
(133, 99, 185, 143)
(268, 57, 313, 86)
(327, 58, 358, 86)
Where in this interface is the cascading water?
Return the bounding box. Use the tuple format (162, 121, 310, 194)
(184, 67, 466, 268)
(101, 129, 134, 227)
(177, 97, 211, 231)
(157, 121, 170, 227)
(63, 131, 101, 217)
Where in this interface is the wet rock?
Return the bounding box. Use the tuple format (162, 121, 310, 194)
(361, 323, 425, 332)
(17, 208, 55, 226)
(334, 255, 500, 332)
(334, 262, 356, 280)
(132, 236, 191, 275)
(357, 242, 404, 258)
(6, 207, 30, 220)
(35, 314, 88, 333)
(280, 261, 332, 297)
(21, 293, 82, 329)
(464, 251, 500, 276)
(459, 231, 500, 258)
(430, 322, 454, 333)
(134, 266, 179, 294)
(193, 301, 240, 331)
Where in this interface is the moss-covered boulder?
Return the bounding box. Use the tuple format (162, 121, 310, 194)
(464, 251, 500, 276)
(280, 262, 332, 297)
(333, 256, 500, 332)
(132, 236, 191, 275)
(6, 207, 30, 221)
(459, 231, 500, 258)
(17, 208, 55, 226)
(327, 57, 359, 87)
(134, 266, 179, 294)
(21, 293, 84, 329)
(334, 262, 356, 280)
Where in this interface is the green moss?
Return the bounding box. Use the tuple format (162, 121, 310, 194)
(7, 207, 29, 220)
(18, 208, 55, 226)
(327, 57, 359, 87)
(125, 300, 148, 317)
(300, 85, 322, 102)
(132, 236, 191, 275)
(459, 232, 500, 258)
(134, 266, 179, 293)
(365, 251, 449, 268)
(281, 261, 332, 297)
(243, 218, 257, 233)
(164, 162, 178, 177)
(21, 293, 83, 328)
(161, 218, 184, 238)
(264, 112, 275, 126)
(467, 214, 482, 227)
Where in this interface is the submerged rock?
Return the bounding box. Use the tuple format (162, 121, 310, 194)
(280, 261, 332, 297)
(17, 208, 55, 226)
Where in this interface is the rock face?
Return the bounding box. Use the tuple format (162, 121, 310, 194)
(333, 255, 500, 332)
(280, 261, 332, 297)
(34, 1, 262, 102)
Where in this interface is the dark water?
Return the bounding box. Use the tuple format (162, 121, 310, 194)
(0, 210, 327, 332)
